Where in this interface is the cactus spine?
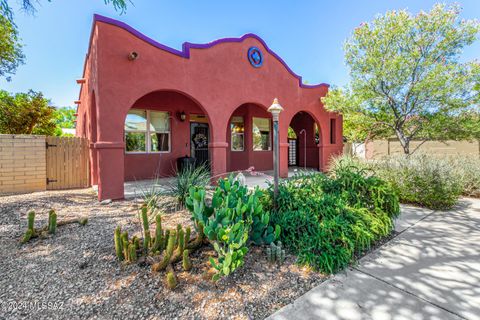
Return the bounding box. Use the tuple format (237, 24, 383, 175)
(114, 226, 124, 260)
(141, 206, 151, 251)
(182, 249, 192, 271)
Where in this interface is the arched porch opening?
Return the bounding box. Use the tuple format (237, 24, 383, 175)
(123, 90, 212, 181)
(288, 111, 321, 171)
(226, 103, 273, 173)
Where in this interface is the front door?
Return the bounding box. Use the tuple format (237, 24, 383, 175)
(190, 122, 209, 168)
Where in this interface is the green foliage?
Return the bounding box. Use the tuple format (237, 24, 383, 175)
(271, 164, 399, 274)
(165, 164, 210, 206)
(372, 154, 464, 209)
(323, 4, 480, 152)
(54, 107, 76, 130)
(0, 11, 24, 81)
(185, 175, 279, 280)
(448, 156, 480, 198)
(0, 90, 56, 135)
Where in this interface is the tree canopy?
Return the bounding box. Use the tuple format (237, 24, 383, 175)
(322, 4, 480, 154)
(54, 106, 76, 129)
(0, 0, 130, 23)
(0, 90, 57, 135)
(0, 12, 24, 81)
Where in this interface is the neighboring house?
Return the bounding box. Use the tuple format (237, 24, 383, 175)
(76, 14, 343, 201)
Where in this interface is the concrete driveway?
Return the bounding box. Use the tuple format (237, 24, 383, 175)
(268, 198, 480, 320)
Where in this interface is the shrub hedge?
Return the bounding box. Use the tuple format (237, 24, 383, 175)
(269, 162, 399, 274)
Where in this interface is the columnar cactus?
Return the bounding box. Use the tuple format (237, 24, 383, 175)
(128, 243, 137, 262)
(152, 230, 176, 272)
(114, 226, 124, 261)
(186, 223, 204, 250)
(141, 206, 151, 250)
(48, 210, 57, 234)
(21, 229, 33, 244)
(165, 270, 177, 290)
(176, 227, 185, 255)
(182, 249, 192, 271)
(152, 214, 163, 253)
(27, 211, 35, 232)
(184, 227, 191, 247)
(266, 241, 285, 264)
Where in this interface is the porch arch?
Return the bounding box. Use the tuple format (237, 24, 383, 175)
(226, 102, 273, 173)
(123, 89, 213, 181)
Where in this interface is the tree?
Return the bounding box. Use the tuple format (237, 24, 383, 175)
(0, 90, 57, 135)
(0, 0, 130, 24)
(0, 12, 24, 81)
(54, 106, 76, 129)
(322, 4, 480, 154)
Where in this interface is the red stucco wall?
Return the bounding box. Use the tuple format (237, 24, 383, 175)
(77, 15, 343, 200)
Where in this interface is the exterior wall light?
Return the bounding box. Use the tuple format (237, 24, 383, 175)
(178, 111, 186, 122)
(128, 51, 139, 61)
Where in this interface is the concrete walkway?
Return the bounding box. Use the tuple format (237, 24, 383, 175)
(267, 198, 480, 320)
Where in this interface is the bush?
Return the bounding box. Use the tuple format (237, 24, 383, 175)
(271, 162, 399, 274)
(166, 164, 210, 206)
(372, 154, 463, 210)
(448, 155, 480, 198)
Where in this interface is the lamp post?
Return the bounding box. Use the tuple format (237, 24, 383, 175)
(268, 98, 283, 200)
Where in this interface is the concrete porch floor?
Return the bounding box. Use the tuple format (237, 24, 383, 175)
(122, 167, 318, 199)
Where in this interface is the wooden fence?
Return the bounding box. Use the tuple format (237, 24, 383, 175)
(0, 135, 89, 195)
(46, 136, 90, 190)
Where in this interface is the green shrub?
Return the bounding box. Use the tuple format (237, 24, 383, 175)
(168, 164, 210, 206)
(448, 155, 480, 198)
(372, 154, 463, 210)
(271, 163, 399, 274)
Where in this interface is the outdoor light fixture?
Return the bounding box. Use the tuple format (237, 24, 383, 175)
(268, 98, 283, 201)
(128, 51, 139, 61)
(178, 111, 186, 122)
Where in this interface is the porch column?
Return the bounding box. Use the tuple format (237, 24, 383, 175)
(209, 141, 228, 179)
(95, 141, 125, 200)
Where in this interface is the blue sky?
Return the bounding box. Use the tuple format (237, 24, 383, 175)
(1, 0, 479, 107)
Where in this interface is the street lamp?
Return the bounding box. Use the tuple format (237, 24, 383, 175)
(268, 98, 283, 200)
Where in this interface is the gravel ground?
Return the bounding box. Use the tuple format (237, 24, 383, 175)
(0, 189, 326, 320)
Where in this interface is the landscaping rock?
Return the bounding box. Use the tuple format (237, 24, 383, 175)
(0, 189, 326, 320)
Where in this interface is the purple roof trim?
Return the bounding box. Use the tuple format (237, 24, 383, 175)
(93, 14, 329, 89)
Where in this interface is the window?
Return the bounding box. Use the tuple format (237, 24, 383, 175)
(330, 118, 336, 144)
(125, 109, 170, 153)
(230, 116, 244, 151)
(252, 117, 271, 151)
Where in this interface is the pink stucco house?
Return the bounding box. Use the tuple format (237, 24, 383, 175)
(76, 15, 343, 201)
